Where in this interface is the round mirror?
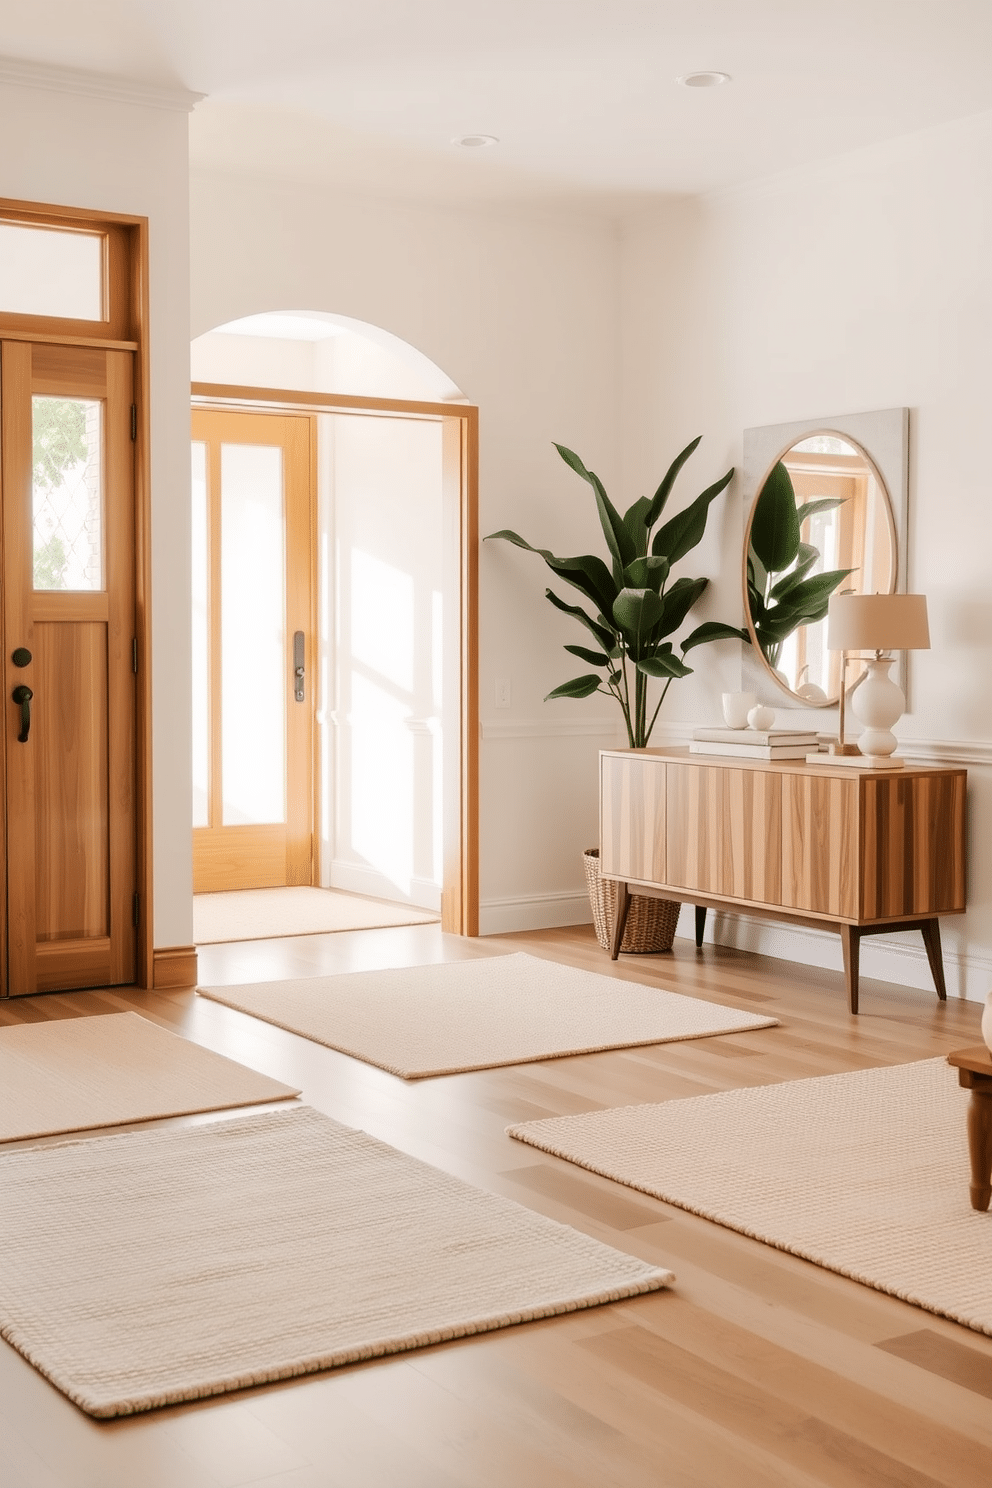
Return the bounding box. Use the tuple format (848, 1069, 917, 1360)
(743, 432, 897, 705)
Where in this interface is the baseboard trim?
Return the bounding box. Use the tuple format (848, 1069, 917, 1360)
(153, 945, 199, 990)
(676, 905, 988, 1004)
(325, 860, 441, 914)
(479, 891, 593, 936)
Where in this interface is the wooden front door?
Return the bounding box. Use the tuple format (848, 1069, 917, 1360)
(2, 340, 136, 995)
(191, 409, 314, 892)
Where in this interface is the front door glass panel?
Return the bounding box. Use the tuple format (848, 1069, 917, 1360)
(220, 442, 286, 825)
(32, 395, 104, 591)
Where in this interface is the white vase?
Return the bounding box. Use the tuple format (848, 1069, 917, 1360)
(982, 991, 992, 1053)
(851, 656, 904, 758)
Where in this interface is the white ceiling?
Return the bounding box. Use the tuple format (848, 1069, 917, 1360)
(5, 1, 992, 209)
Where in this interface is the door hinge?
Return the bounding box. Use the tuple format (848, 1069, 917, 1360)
(130, 404, 137, 441)
(132, 893, 140, 927)
(132, 637, 138, 674)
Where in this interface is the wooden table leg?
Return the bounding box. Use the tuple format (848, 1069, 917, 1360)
(611, 882, 631, 960)
(839, 924, 860, 1015)
(966, 1090, 992, 1212)
(920, 918, 948, 1001)
(695, 906, 706, 948)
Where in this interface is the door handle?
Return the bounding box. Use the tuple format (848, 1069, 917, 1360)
(293, 631, 305, 703)
(12, 684, 33, 743)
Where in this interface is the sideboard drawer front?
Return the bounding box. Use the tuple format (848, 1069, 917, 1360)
(860, 772, 967, 918)
(781, 774, 859, 918)
(666, 763, 782, 903)
(600, 754, 666, 882)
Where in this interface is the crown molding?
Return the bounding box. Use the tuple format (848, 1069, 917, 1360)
(0, 56, 204, 113)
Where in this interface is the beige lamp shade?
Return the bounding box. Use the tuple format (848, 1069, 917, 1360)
(826, 593, 930, 653)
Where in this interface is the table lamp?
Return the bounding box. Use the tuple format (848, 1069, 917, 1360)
(818, 593, 930, 769)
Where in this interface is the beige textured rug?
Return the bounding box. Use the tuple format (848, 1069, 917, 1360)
(198, 952, 778, 1078)
(0, 1013, 299, 1143)
(0, 1106, 673, 1417)
(194, 886, 438, 944)
(510, 1058, 992, 1336)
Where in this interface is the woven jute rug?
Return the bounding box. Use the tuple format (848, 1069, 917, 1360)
(194, 886, 437, 944)
(198, 952, 778, 1078)
(0, 1013, 299, 1143)
(0, 1106, 673, 1417)
(510, 1058, 992, 1336)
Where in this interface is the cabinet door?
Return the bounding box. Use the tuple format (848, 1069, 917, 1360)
(600, 754, 665, 882)
(860, 772, 966, 918)
(781, 773, 859, 917)
(666, 763, 782, 903)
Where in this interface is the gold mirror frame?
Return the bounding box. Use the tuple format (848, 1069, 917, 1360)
(741, 409, 910, 710)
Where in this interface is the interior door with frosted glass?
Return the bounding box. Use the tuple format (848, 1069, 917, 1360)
(191, 410, 314, 892)
(2, 340, 136, 995)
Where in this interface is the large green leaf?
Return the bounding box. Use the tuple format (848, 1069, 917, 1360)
(653, 575, 708, 638)
(644, 436, 702, 527)
(485, 529, 618, 617)
(621, 495, 653, 558)
(545, 674, 602, 700)
(770, 566, 855, 618)
(554, 444, 635, 576)
(544, 589, 617, 653)
(680, 620, 750, 654)
(768, 541, 820, 599)
(652, 469, 734, 564)
(564, 643, 612, 668)
(795, 496, 845, 527)
(622, 555, 669, 592)
(749, 462, 800, 572)
(612, 588, 665, 653)
(637, 653, 693, 679)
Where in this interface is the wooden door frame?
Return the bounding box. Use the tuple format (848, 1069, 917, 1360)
(0, 197, 153, 993)
(191, 382, 479, 936)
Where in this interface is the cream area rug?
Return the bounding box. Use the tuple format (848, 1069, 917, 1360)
(193, 886, 438, 944)
(510, 1058, 992, 1336)
(0, 1012, 299, 1143)
(0, 1106, 673, 1417)
(198, 952, 778, 1079)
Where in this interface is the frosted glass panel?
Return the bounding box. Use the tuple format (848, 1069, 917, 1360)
(221, 443, 286, 825)
(191, 442, 209, 829)
(32, 397, 103, 590)
(0, 224, 103, 320)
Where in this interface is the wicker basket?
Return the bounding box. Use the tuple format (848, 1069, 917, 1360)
(583, 848, 680, 954)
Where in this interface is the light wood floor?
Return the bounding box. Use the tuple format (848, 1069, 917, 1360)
(1, 924, 990, 1488)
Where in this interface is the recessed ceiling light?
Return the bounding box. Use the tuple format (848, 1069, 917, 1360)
(677, 71, 732, 88)
(453, 133, 499, 148)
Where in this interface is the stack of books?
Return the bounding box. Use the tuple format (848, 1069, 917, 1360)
(690, 727, 820, 761)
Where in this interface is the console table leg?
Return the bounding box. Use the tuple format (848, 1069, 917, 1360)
(840, 925, 860, 1015)
(967, 1091, 992, 1212)
(611, 882, 631, 960)
(920, 918, 948, 1001)
(695, 906, 706, 949)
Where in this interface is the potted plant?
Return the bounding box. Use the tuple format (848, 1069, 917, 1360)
(486, 437, 743, 952)
(486, 437, 744, 747)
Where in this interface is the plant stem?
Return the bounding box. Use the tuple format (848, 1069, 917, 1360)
(644, 678, 672, 744)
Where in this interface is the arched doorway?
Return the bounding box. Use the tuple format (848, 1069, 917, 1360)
(189, 311, 478, 936)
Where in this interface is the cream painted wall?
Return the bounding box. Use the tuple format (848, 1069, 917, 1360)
(0, 77, 194, 954)
(190, 169, 626, 930)
(620, 110, 992, 999)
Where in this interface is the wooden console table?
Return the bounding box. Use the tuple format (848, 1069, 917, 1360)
(600, 748, 967, 1013)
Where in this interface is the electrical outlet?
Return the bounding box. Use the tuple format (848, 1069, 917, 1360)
(495, 677, 511, 708)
